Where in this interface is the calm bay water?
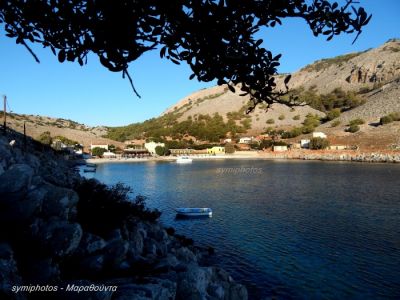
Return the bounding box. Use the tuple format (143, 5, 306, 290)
(84, 159, 400, 299)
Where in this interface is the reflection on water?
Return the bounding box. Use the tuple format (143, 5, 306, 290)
(85, 160, 400, 299)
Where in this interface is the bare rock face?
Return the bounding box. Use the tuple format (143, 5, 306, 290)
(36, 219, 83, 258)
(346, 62, 400, 84)
(176, 265, 248, 300)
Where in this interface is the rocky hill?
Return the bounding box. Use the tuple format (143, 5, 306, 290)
(3, 113, 124, 150)
(161, 39, 400, 134)
(284, 39, 400, 92)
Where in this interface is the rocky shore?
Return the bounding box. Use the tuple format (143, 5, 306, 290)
(0, 130, 247, 300)
(259, 150, 400, 163)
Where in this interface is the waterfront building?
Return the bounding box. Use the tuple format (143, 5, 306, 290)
(144, 142, 165, 155)
(207, 146, 225, 155)
(273, 145, 288, 152)
(239, 137, 253, 144)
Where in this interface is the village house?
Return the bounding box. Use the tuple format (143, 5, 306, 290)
(124, 139, 146, 146)
(239, 137, 253, 144)
(103, 151, 117, 158)
(122, 148, 150, 158)
(273, 145, 288, 152)
(144, 141, 165, 155)
(207, 146, 225, 155)
(312, 132, 327, 139)
(169, 148, 195, 156)
(300, 139, 310, 149)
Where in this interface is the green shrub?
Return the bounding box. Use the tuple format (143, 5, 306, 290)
(76, 179, 161, 236)
(38, 131, 53, 145)
(293, 115, 300, 120)
(281, 127, 303, 139)
(380, 115, 393, 125)
(389, 112, 400, 121)
(91, 147, 106, 157)
(346, 125, 360, 133)
(380, 112, 400, 125)
(303, 113, 321, 128)
(278, 114, 285, 120)
(326, 108, 341, 121)
(331, 120, 341, 127)
(259, 140, 274, 149)
(309, 137, 330, 150)
(301, 125, 315, 134)
(155, 146, 168, 156)
(348, 118, 365, 126)
(274, 141, 288, 146)
(266, 118, 275, 124)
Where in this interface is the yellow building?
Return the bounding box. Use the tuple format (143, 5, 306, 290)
(207, 146, 225, 155)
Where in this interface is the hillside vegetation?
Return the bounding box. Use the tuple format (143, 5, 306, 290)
(106, 111, 251, 142)
(3, 112, 123, 150)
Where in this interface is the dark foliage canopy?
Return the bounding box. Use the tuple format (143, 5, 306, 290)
(0, 0, 370, 109)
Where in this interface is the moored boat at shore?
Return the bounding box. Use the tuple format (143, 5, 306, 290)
(176, 156, 193, 164)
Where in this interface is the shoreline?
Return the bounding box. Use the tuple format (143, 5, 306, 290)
(86, 150, 400, 164)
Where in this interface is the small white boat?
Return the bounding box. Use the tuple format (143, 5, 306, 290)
(176, 156, 193, 164)
(175, 207, 212, 217)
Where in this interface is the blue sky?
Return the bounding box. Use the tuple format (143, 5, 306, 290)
(1, 0, 399, 127)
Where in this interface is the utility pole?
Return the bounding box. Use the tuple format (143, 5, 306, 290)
(3, 95, 6, 134)
(24, 121, 27, 151)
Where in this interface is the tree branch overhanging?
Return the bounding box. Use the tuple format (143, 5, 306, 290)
(0, 0, 371, 108)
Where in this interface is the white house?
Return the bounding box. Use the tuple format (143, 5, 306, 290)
(273, 145, 288, 152)
(103, 151, 117, 158)
(300, 139, 310, 149)
(144, 142, 165, 155)
(312, 132, 327, 139)
(223, 138, 232, 143)
(239, 137, 253, 144)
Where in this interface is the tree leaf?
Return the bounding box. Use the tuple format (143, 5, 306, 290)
(58, 50, 66, 63)
(284, 74, 291, 85)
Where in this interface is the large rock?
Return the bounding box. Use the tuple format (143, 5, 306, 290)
(0, 164, 34, 202)
(127, 228, 144, 258)
(0, 184, 46, 225)
(176, 265, 213, 300)
(78, 254, 105, 276)
(176, 247, 197, 264)
(75, 233, 107, 257)
(37, 219, 83, 257)
(41, 185, 79, 220)
(177, 266, 248, 300)
(0, 142, 13, 169)
(143, 238, 158, 257)
(103, 239, 129, 269)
